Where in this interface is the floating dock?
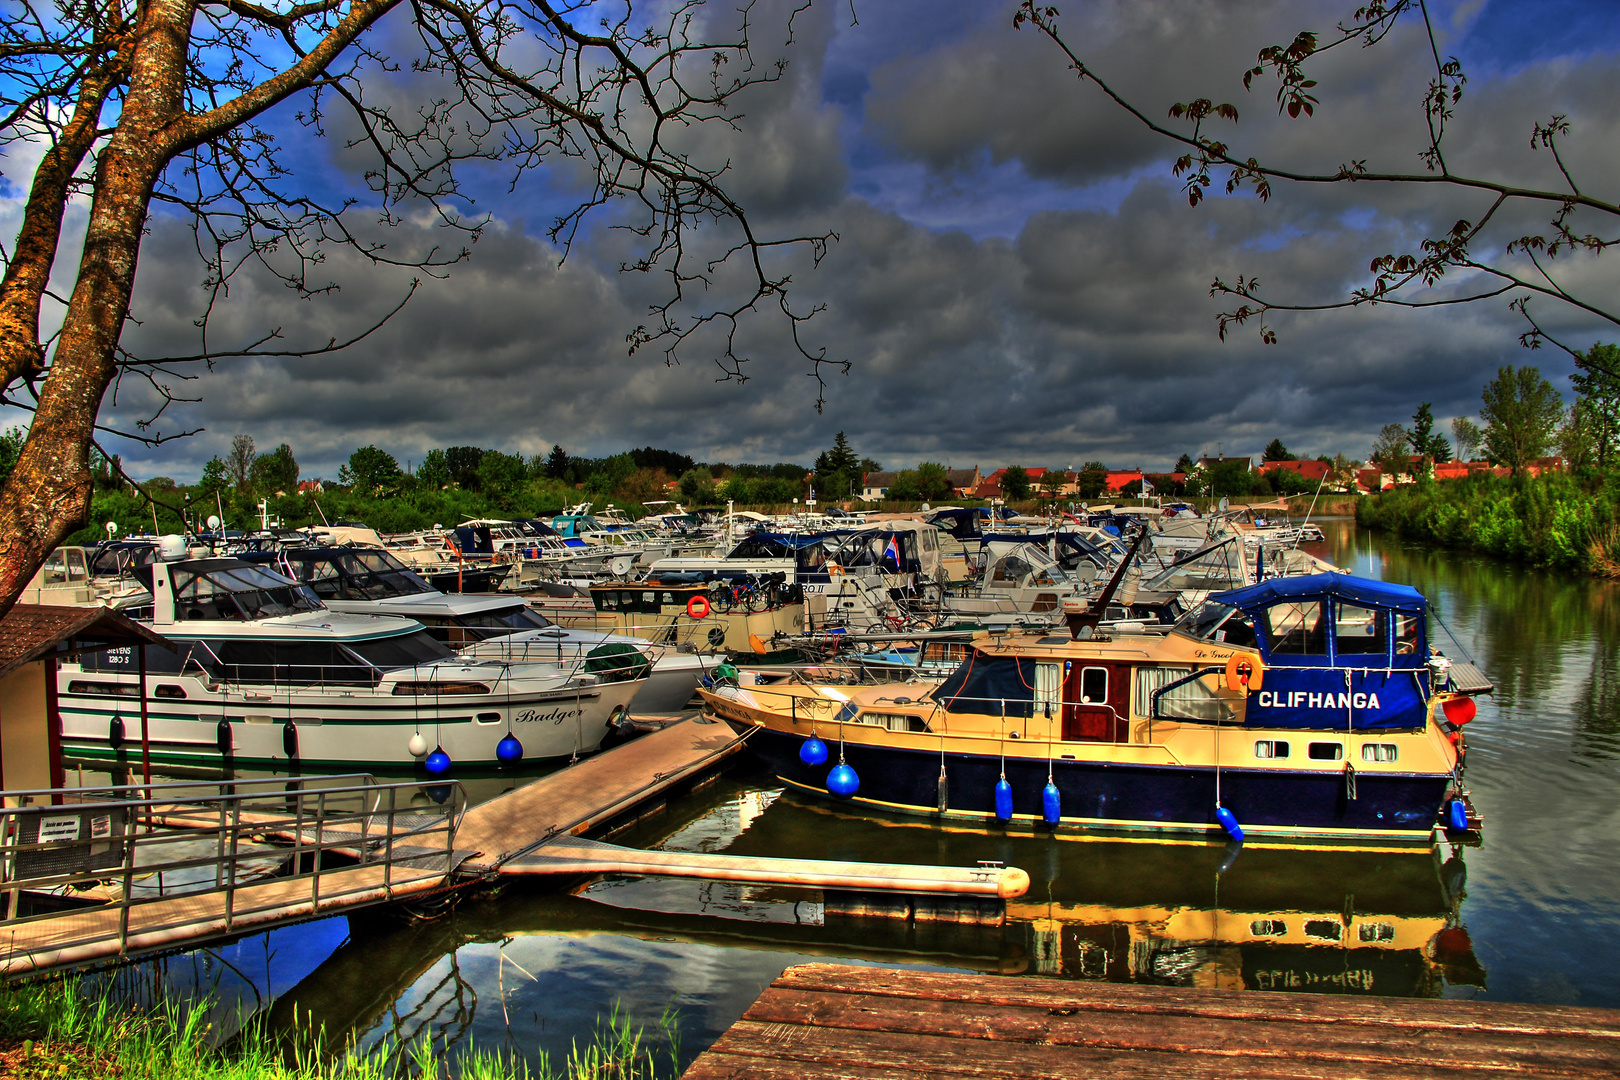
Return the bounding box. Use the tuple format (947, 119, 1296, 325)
(4, 718, 1031, 978)
(683, 963, 1620, 1079)
(458, 716, 1028, 900)
(455, 714, 746, 869)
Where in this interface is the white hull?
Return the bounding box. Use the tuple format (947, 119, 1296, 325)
(57, 667, 641, 770)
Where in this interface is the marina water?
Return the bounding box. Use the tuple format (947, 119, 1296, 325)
(87, 519, 1620, 1072)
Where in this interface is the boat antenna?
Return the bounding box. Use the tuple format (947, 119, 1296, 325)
(314, 499, 330, 528)
(1293, 468, 1329, 550)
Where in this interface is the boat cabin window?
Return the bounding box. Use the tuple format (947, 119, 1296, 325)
(211, 639, 378, 686)
(1078, 667, 1108, 705)
(1395, 613, 1422, 655)
(1262, 602, 1327, 655)
(856, 711, 929, 733)
(1334, 602, 1386, 655)
(1035, 663, 1062, 717)
(171, 564, 323, 621)
(1361, 743, 1398, 762)
(989, 555, 1031, 585)
(1254, 740, 1290, 759)
(1307, 741, 1344, 760)
(1137, 666, 1235, 723)
(346, 630, 456, 670)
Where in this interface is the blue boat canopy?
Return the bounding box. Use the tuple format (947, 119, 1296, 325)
(1212, 572, 1426, 616)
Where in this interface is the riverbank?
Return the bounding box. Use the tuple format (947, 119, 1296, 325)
(0, 978, 674, 1080)
(1356, 472, 1620, 578)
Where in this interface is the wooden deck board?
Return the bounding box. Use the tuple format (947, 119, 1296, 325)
(680, 963, 1620, 1080)
(1, 862, 446, 976)
(457, 715, 742, 869)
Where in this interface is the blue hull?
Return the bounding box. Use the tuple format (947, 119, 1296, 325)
(734, 725, 1448, 844)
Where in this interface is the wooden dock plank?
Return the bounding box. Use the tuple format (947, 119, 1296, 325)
(739, 988, 1618, 1072)
(1, 862, 446, 976)
(688, 1023, 1502, 1080)
(680, 964, 1620, 1080)
(457, 716, 742, 869)
(771, 964, 1620, 1038)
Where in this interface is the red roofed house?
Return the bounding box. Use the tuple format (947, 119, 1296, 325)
(1257, 459, 1330, 483)
(1104, 469, 1144, 492)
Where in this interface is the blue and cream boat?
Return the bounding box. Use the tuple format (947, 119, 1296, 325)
(701, 573, 1489, 846)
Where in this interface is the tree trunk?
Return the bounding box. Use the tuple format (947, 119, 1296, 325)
(0, 0, 196, 611)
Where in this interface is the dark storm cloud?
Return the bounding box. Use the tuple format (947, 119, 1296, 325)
(69, 0, 1620, 483)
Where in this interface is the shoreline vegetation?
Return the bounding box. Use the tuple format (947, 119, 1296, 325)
(1357, 473, 1620, 579)
(0, 978, 677, 1080)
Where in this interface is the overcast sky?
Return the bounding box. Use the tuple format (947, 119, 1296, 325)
(11, 0, 1620, 480)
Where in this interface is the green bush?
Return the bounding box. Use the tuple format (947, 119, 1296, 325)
(1357, 472, 1619, 576)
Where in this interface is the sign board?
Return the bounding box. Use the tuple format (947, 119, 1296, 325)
(12, 805, 128, 879)
(37, 816, 81, 843)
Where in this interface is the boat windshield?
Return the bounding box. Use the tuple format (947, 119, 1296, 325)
(1175, 600, 1259, 647)
(726, 537, 800, 559)
(307, 549, 434, 600)
(171, 564, 323, 621)
(345, 630, 456, 669)
(450, 605, 555, 639)
(90, 543, 157, 577)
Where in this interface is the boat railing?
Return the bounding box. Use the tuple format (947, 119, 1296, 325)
(0, 773, 463, 971)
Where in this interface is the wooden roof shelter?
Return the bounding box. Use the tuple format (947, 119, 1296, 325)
(0, 604, 169, 797)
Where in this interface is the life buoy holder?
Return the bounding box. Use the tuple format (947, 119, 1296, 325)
(686, 595, 711, 619)
(1225, 652, 1265, 693)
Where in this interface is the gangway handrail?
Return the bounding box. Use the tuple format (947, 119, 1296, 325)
(0, 775, 464, 977)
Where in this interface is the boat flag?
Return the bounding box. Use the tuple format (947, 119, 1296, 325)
(884, 535, 902, 567)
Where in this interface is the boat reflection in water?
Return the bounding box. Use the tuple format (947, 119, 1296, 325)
(95, 774, 1478, 1072)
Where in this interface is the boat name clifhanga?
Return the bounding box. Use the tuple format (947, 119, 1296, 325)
(1256, 691, 1381, 710)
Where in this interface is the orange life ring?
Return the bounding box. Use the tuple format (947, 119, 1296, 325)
(686, 594, 711, 619)
(827, 564, 845, 576)
(1224, 652, 1265, 693)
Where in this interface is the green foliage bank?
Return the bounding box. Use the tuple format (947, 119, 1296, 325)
(1357, 472, 1620, 578)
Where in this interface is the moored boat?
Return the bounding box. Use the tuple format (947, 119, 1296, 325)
(701, 572, 1487, 846)
(57, 557, 643, 770)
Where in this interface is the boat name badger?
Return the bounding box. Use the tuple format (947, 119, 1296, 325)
(514, 706, 586, 725)
(1256, 690, 1381, 710)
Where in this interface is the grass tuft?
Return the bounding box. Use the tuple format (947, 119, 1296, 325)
(0, 978, 680, 1079)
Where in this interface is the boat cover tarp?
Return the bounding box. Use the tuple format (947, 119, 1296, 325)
(932, 653, 1036, 717)
(1213, 573, 1426, 615)
(583, 642, 652, 682)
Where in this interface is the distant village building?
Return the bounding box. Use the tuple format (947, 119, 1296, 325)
(1257, 459, 1330, 483)
(859, 466, 983, 501)
(860, 471, 898, 500)
(1104, 469, 1144, 493)
(1197, 454, 1253, 472)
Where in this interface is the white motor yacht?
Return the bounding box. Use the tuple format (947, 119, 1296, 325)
(56, 556, 641, 771)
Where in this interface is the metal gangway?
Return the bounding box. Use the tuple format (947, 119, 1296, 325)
(1, 775, 465, 978)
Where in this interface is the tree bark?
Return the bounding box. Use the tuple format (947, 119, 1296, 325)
(0, 0, 402, 615)
(0, 0, 196, 608)
(0, 62, 122, 389)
